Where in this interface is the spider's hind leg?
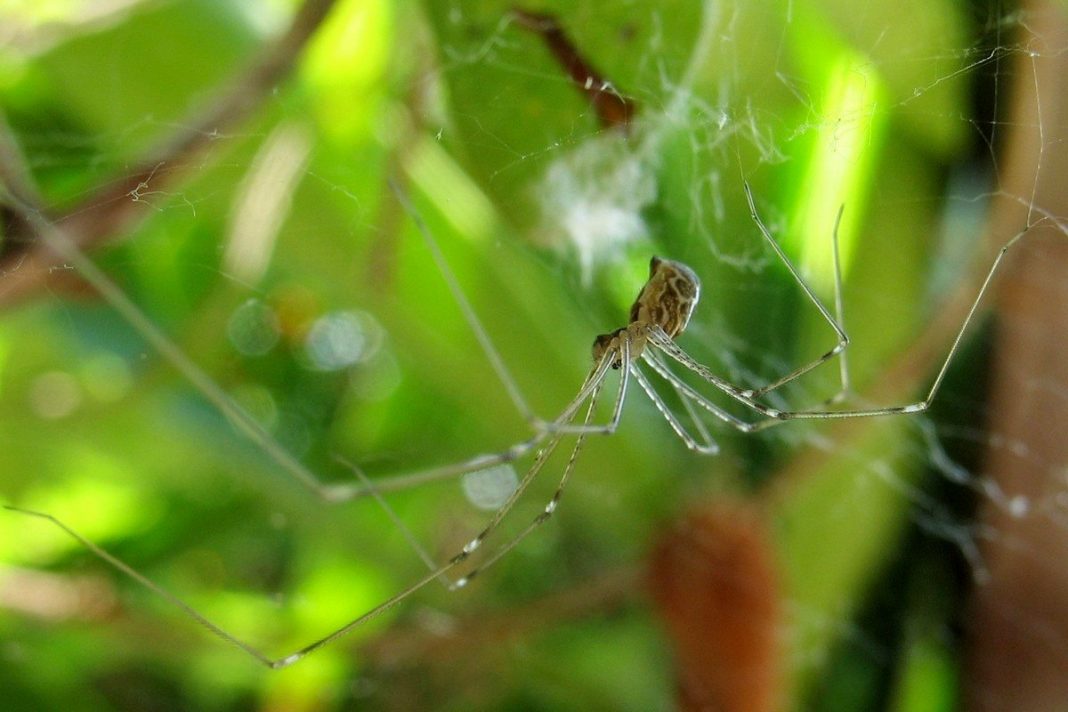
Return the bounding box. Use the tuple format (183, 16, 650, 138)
(741, 183, 853, 403)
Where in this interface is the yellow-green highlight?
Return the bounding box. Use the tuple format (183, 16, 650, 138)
(890, 632, 959, 712)
(410, 135, 497, 246)
(785, 6, 889, 296)
(0, 331, 7, 399)
(2, 459, 157, 564)
(302, 0, 393, 144)
(793, 54, 886, 294)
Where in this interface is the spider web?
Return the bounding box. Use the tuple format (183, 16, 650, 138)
(1, 1, 1066, 710)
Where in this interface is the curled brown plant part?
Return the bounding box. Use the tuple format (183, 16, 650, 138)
(649, 500, 782, 712)
(511, 8, 636, 131)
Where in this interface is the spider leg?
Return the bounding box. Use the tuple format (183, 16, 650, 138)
(9, 206, 337, 502)
(328, 344, 626, 501)
(674, 383, 721, 452)
(332, 343, 630, 590)
(648, 224, 1031, 425)
(739, 182, 851, 400)
(391, 180, 536, 427)
(4, 343, 628, 668)
(277, 369, 599, 670)
(441, 339, 627, 581)
(550, 337, 631, 436)
(642, 349, 762, 435)
(7, 188, 598, 522)
(1, 392, 586, 669)
(392, 179, 615, 439)
(650, 326, 918, 429)
(272, 344, 630, 657)
(632, 354, 719, 453)
(4, 504, 278, 668)
(446, 341, 620, 589)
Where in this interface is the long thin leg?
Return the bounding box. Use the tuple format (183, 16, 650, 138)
(333, 455, 449, 587)
(306, 183, 627, 506)
(5, 335, 625, 663)
(328, 345, 626, 500)
(643, 349, 766, 434)
(442, 340, 629, 579)
(674, 381, 721, 452)
(0, 130, 628, 673)
(0, 190, 498, 519)
(334, 343, 632, 590)
(652, 327, 913, 428)
(4, 505, 278, 668)
(649, 225, 1032, 426)
(294, 346, 627, 596)
(389, 179, 540, 429)
(6, 178, 609, 507)
(4, 345, 626, 668)
(631, 357, 719, 453)
(738, 181, 851, 399)
(829, 203, 852, 401)
(448, 334, 641, 588)
(390, 180, 631, 441)
(8, 203, 339, 501)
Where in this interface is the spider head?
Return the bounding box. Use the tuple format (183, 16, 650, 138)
(592, 328, 626, 369)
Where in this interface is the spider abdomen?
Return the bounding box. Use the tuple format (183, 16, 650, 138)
(593, 257, 701, 368)
(629, 256, 701, 339)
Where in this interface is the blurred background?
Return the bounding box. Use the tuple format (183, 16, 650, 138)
(1, 0, 1067, 710)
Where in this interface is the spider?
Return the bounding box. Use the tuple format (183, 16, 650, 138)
(6, 182, 1027, 669)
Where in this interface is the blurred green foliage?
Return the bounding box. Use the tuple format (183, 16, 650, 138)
(0, 0, 1004, 709)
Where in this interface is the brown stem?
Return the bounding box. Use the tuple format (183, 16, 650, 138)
(511, 8, 636, 131)
(964, 2, 1068, 709)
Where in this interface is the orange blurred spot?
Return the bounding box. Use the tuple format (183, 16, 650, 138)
(648, 500, 783, 712)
